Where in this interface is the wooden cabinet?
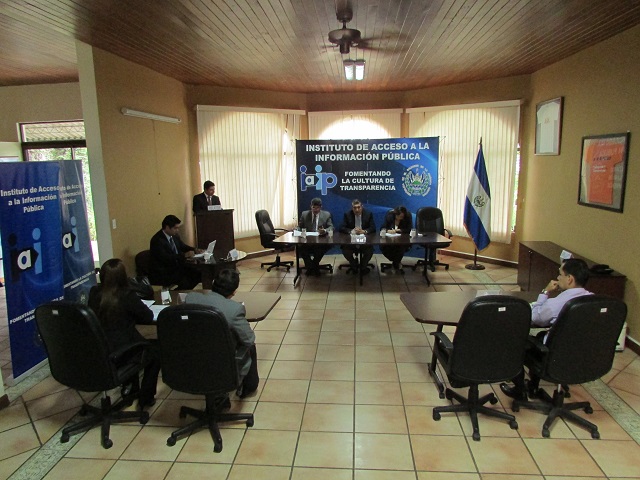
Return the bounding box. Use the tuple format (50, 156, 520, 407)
(194, 209, 235, 258)
(518, 241, 626, 299)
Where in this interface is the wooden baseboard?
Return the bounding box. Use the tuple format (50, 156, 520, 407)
(626, 337, 640, 355)
(440, 250, 518, 268)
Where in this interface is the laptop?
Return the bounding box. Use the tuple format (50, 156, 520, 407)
(194, 240, 216, 258)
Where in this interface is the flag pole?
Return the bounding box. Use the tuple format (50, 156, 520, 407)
(465, 248, 485, 270)
(464, 137, 488, 271)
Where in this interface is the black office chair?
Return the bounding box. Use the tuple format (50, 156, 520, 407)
(136, 249, 177, 290)
(35, 301, 150, 449)
(338, 257, 376, 274)
(255, 209, 294, 272)
(412, 207, 452, 273)
(511, 295, 626, 439)
(299, 262, 334, 275)
(431, 295, 532, 441)
(157, 304, 254, 452)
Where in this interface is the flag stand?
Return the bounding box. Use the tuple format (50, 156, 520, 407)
(465, 249, 485, 270)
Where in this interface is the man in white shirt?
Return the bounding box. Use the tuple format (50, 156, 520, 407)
(501, 258, 592, 400)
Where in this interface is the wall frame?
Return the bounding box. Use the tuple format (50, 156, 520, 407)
(578, 132, 630, 213)
(535, 97, 563, 155)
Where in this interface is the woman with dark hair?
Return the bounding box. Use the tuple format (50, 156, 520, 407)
(380, 205, 413, 270)
(88, 258, 160, 409)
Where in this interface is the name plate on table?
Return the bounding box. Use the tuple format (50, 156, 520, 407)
(350, 234, 367, 243)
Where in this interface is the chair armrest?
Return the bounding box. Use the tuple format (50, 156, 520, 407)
(444, 228, 453, 239)
(109, 341, 149, 365)
(526, 334, 548, 354)
(274, 228, 291, 233)
(431, 331, 453, 353)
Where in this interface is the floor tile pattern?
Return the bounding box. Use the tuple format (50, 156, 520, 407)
(1, 252, 639, 479)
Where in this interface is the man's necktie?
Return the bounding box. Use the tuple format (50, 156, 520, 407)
(207, 196, 212, 205)
(313, 214, 318, 231)
(169, 237, 178, 254)
(355, 215, 362, 229)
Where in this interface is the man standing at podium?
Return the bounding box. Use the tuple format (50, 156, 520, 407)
(192, 180, 221, 213)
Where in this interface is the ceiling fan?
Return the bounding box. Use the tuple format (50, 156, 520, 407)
(328, 1, 361, 54)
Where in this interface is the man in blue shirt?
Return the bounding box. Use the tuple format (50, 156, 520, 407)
(501, 258, 592, 400)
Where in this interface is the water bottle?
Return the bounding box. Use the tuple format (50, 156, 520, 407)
(410, 228, 417, 238)
(380, 228, 387, 237)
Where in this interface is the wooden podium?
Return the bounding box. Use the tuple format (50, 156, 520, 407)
(194, 209, 235, 258)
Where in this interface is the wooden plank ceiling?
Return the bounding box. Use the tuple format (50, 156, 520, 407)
(1, 0, 640, 93)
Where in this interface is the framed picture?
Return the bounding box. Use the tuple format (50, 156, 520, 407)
(578, 132, 630, 213)
(535, 97, 563, 155)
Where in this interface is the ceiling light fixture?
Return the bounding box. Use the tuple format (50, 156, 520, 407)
(343, 59, 365, 81)
(120, 107, 181, 124)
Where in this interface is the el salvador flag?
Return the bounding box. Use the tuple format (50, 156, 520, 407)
(464, 143, 491, 251)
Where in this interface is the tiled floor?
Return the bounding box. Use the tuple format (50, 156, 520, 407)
(1, 252, 639, 480)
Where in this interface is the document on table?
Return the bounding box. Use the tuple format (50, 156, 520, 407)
(305, 231, 320, 236)
(385, 233, 401, 237)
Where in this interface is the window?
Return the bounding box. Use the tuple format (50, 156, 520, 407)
(308, 110, 402, 139)
(20, 121, 98, 261)
(196, 107, 303, 236)
(408, 101, 521, 244)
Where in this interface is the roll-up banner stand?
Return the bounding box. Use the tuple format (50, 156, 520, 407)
(0, 160, 96, 384)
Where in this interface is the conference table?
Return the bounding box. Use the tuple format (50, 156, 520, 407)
(137, 290, 281, 339)
(400, 290, 536, 397)
(273, 231, 451, 286)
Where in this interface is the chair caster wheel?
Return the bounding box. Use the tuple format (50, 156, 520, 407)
(445, 390, 453, 400)
(489, 396, 498, 405)
(542, 427, 550, 438)
(433, 411, 441, 421)
(61, 433, 70, 443)
(140, 412, 150, 424)
(214, 443, 223, 453)
(472, 432, 481, 441)
(179, 407, 188, 419)
(591, 430, 600, 439)
(585, 406, 593, 414)
(102, 438, 113, 449)
(445, 265, 449, 270)
(509, 420, 518, 430)
(167, 436, 177, 446)
(78, 405, 88, 416)
(247, 417, 254, 427)
(512, 405, 520, 412)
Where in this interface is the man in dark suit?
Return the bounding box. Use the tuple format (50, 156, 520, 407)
(192, 180, 221, 213)
(185, 269, 259, 399)
(149, 215, 201, 289)
(340, 199, 376, 274)
(298, 197, 334, 276)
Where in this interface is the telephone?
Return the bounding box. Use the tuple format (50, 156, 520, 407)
(590, 264, 613, 274)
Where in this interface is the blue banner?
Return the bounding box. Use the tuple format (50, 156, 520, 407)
(296, 137, 439, 244)
(0, 161, 96, 380)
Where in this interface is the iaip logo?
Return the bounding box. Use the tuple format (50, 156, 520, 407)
(8, 229, 42, 281)
(300, 165, 337, 195)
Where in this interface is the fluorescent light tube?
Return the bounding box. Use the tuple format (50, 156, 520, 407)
(120, 107, 181, 124)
